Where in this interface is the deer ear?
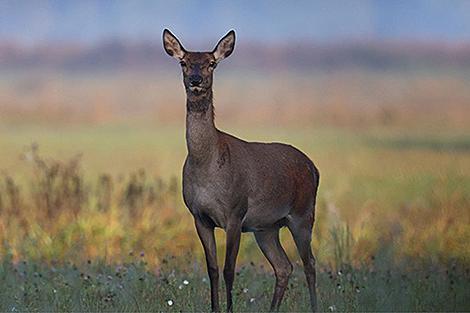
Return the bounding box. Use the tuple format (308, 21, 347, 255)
(213, 30, 235, 62)
(163, 29, 186, 60)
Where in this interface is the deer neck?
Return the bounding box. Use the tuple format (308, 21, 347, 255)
(185, 89, 218, 162)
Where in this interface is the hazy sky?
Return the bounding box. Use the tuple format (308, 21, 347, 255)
(1, 0, 470, 45)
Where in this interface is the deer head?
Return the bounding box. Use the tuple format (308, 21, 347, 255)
(163, 29, 235, 98)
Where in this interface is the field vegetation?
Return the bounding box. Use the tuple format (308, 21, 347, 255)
(0, 67, 469, 311)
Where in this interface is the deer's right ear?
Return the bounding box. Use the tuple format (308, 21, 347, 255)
(163, 29, 186, 60)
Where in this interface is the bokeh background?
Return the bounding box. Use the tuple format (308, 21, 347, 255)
(1, 0, 469, 268)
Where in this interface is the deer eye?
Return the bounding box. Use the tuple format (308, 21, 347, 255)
(209, 61, 217, 68)
(180, 61, 187, 67)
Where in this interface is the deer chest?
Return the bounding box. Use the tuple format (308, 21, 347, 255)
(182, 161, 237, 228)
(183, 181, 231, 228)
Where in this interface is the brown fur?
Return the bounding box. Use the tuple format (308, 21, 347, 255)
(163, 29, 319, 312)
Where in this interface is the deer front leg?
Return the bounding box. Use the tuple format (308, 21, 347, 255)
(223, 220, 242, 313)
(195, 218, 220, 312)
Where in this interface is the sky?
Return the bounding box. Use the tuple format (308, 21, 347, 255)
(1, 0, 470, 45)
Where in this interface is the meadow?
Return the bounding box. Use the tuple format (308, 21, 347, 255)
(0, 68, 469, 311)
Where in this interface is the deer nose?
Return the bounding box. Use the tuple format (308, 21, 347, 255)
(189, 75, 203, 86)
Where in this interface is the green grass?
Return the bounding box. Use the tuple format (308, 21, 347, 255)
(1, 254, 469, 312)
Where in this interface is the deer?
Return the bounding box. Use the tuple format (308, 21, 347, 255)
(163, 29, 320, 312)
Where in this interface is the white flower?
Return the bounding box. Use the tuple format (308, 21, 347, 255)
(183, 279, 189, 285)
(243, 288, 249, 293)
(53, 289, 57, 294)
(202, 277, 208, 283)
(178, 284, 183, 290)
(167, 300, 174, 306)
(328, 305, 336, 312)
(250, 298, 255, 303)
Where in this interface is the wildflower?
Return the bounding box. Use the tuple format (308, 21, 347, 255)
(167, 300, 174, 306)
(53, 289, 57, 294)
(337, 283, 342, 290)
(250, 298, 255, 303)
(178, 284, 183, 290)
(337, 270, 343, 276)
(328, 305, 336, 311)
(140, 251, 145, 257)
(355, 286, 360, 293)
(202, 277, 208, 283)
(183, 279, 189, 285)
(243, 288, 249, 293)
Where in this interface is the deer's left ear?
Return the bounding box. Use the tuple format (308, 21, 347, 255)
(213, 30, 235, 62)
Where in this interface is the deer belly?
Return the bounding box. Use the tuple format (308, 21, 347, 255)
(241, 207, 290, 232)
(241, 192, 293, 232)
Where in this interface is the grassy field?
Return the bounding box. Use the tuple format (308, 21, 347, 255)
(1, 253, 469, 312)
(0, 69, 469, 311)
(0, 124, 469, 311)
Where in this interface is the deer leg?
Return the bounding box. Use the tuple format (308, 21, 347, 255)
(223, 221, 242, 313)
(195, 218, 220, 312)
(254, 229, 293, 311)
(288, 219, 317, 312)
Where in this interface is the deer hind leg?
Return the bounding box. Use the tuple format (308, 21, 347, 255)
(254, 229, 293, 311)
(288, 215, 317, 312)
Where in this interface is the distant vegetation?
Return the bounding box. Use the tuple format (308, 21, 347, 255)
(1, 40, 470, 71)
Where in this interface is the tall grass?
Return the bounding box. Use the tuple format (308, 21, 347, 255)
(0, 145, 183, 265)
(0, 141, 468, 268)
